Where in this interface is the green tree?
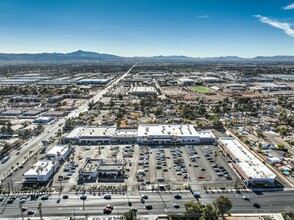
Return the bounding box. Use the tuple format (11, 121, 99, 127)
(200, 203, 218, 220)
(213, 195, 232, 219)
(123, 209, 137, 220)
(184, 201, 202, 218)
(278, 126, 288, 137)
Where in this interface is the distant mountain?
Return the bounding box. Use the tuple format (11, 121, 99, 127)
(0, 50, 294, 64)
(0, 50, 121, 63)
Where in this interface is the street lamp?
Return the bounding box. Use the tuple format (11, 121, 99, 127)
(80, 194, 87, 211)
(38, 203, 43, 220)
(19, 203, 24, 220)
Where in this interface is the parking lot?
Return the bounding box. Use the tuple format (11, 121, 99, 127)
(135, 144, 238, 191)
(52, 144, 139, 192)
(4, 143, 240, 194)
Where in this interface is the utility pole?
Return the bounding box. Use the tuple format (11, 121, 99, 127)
(19, 203, 24, 220)
(38, 203, 43, 220)
(10, 178, 13, 192)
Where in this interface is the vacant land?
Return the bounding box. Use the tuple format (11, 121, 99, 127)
(190, 86, 212, 93)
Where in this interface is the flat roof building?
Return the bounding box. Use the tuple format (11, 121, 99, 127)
(129, 86, 158, 96)
(78, 158, 124, 183)
(219, 137, 276, 186)
(137, 124, 215, 145)
(64, 124, 216, 145)
(77, 78, 111, 85)
(33, 116, 53, 124)
(46, 145, 71, 161)
(23, 160, 58, 184)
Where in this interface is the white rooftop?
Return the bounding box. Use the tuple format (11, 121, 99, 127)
(67, 126, 117, 138)
(46, 145, 68, 156)
(114, 129, 137, 137)
(82, 126, 117, 137)
(219, 137, 276, 180)
(35, 116, 52, 121)
(24, 160, 54, 176)
(130, 86, 157, 93)
(66, 126, 86, 139)
(138, 124, 200, 137)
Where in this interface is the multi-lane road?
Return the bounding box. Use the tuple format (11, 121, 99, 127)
(0, 64, 136, 183)
(0, 190, 293, 219)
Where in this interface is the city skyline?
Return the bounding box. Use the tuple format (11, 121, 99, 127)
(1, 0, 294, 57)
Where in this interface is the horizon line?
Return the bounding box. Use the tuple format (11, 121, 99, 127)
(0, 50, 294, 59)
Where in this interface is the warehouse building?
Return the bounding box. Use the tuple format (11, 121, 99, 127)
(219, 137, 276, 186)
(225, 84, 247, 91)
(129, 86, 158, 96)
(33, 116, 53, 124)
(178, 78, 196, 85)
(9, 96, 41, 103)
(77, 78, 111, 85)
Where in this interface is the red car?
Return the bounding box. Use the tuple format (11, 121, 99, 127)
(198, 176, 205, 179)
(103, 208, 112, 214)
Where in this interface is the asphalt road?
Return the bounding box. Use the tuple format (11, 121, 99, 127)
(0, 190, 293, 218)
(0, 64, 136, 183)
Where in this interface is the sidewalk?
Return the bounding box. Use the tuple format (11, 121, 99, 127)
(226, 213, 284, 220)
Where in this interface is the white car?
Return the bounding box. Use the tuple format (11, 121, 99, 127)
(242, 195, 250, 200)
(194, 192, 201, 198)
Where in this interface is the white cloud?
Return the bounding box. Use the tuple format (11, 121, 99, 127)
(283, 3, 294, 10)
(254, 15, 294, 37)
(197, 15, 209, 19)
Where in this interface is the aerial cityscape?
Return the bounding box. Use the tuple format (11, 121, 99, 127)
(0, 1, 294, 220)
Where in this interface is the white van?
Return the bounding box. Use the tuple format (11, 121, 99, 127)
(137, 170, 145, 175)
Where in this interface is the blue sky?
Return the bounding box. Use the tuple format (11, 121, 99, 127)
(1, 0, 294, 57)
